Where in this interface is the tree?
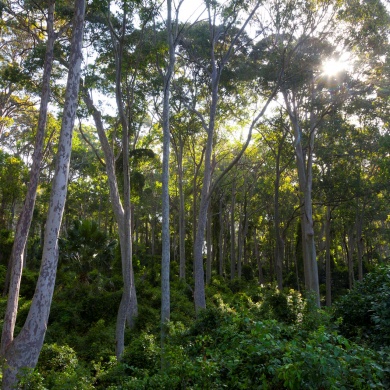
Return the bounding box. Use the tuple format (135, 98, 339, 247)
(1, 0, 85, 386)
(1, 0, 57, 357)
(179, 0, 276, 313)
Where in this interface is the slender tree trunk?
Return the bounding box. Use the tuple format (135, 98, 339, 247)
(1, 1, 85, 385)
(274, 150, 283, 290)
(193, 64, 219, 313)
(230, 183, 236, 280)
(218, 196, 224, 277)
(254, 229, 264, 284)
(325, 205, 332, 306)
(283, 91, 320, 306)
(206, 201, 212, 284)
(356, 207, 364, 281)
(242, 190, 250, 267)
(161, 0, 176, 337)
(1, 0, 56, 356)
(346, 227, 356, 290)
(178, 139, 186, 280)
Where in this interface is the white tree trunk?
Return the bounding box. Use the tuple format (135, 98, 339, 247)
(1, 0, 56, 357)
(1, 0, 85, 386)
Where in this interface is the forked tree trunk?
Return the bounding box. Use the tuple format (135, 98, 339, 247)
(1, 0, 56, 356)
(1, 1, 85, 386)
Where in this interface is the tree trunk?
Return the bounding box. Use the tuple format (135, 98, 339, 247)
(218, 196, 224, 277)
(325, 205, 332, 306)
(356, 207, 364, 281)
(346, 227, 356, 290)
(230, 179, 236, 280)
(178, 139, 186, 280)
(254, 229, 264, 284)
(274, 149, 283, 290)
(283, 90, 320, 306)
(1, 0, 56, 356)
(206, 201, 212, 284)
(161, 0, 176, 336)
(1, 1, 85, 385)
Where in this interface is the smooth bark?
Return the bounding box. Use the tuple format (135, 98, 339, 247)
(1, 0, 56, 356)
(161, 0, 179, 333)
(1, 1, 85, 386)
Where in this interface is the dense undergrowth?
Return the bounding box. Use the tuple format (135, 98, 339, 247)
(1, 265, 390, 389)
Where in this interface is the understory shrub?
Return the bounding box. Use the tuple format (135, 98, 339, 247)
(333, 265, 390, 347)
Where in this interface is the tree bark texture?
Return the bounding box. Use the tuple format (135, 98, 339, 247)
(1, 0, 56, 357)
(161, 0, 176, 332)
(1, 1, 85, 386)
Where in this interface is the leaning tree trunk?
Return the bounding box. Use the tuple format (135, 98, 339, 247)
(1, 1, 85, 386)
(1, 0, 56, 357)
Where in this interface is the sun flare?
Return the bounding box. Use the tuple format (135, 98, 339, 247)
(321, 55, 350, 76)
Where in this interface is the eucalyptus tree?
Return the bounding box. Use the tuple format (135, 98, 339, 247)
(160, 0, 183, 341)
(177, 0, 280, 313)
(1, 0, 72, 363)
(251, 0, 352, 305)
(1, 0, 85, 386)
(256, 111, 295, 289)
(81, 0, 166, 358)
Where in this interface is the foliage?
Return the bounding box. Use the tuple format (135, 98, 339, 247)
(333, 265, 390, 347)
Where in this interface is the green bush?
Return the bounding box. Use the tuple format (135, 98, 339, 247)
(34, 343, 94, 389)
(333, 265, 390, 346)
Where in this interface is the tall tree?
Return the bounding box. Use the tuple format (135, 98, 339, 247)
(1, 0, 85, 386)
(1, 0, 56, 357)
(161, 0, 181, 339)
(182, 0, 277, 313)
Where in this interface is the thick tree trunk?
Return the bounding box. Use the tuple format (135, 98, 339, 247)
(1, 1, 85, 386)
(1, 0, 55, 356)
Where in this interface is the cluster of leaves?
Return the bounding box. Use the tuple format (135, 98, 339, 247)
(333, 265, 390, 347)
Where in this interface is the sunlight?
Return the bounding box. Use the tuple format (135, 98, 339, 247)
(321, 57, 348, 76)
